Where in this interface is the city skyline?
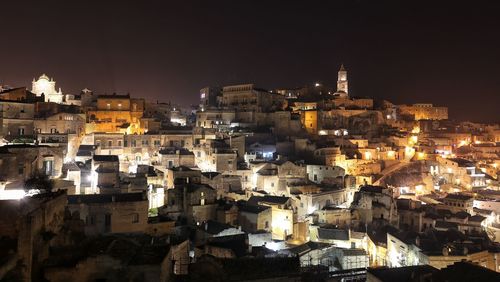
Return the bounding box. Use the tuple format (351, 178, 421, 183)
(1, 1, 500, 122)
(1, 2, 500, 281)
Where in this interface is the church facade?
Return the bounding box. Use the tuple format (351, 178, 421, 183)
(31, 74, 64, 103)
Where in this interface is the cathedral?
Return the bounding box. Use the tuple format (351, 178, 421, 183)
(31, 74, 63, 103)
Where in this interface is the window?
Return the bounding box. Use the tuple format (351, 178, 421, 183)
(43, 160, 54, 176)
(50, 128, 57, 134)
(108, 140, 113, 147)
(117, 140, 122, 147)
(132, 213, 139, 223)
(106, 103, 111, 109)
(18, 163, 24, 174)
(105, 214, 111, 227)
(265, 221, 269, 229)
(18, 128, 25, 135)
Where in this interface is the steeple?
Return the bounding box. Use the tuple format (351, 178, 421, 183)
(336, 64, 348, 97)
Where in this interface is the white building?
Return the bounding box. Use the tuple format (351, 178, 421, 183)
(32, 74, 63, 103)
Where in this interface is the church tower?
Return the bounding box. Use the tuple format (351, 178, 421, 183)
(336, 64, 348, 97)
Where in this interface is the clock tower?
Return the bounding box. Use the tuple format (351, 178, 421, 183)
(336, 64, 348, 97)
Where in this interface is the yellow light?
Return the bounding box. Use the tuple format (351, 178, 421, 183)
(409, 135, 418, 144)
(411, 126, 420, 134)
(364, 151, 372, 160)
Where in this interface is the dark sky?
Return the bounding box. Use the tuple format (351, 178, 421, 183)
(1, 1, 499, 122)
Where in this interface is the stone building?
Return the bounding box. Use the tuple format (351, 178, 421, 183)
(67, 192, 148, 235)
(196, 108, 236, 129)
(237, 203, 272, 233)
(306, 164, 345, 184)
(91, 155, 120, 193)
(159, 147, 195, 168)
(248, 195, 294, 240)
(0, 145, 65, 187)
(163, 182, 217, 225)
(220, 83, 285, 113)
(0, 191, 67, 282)
(34, 112, 85, 135)
(199, 86, 222, 111)
(293, 188, 347, 221)
(438, 193, 474, 214)
(397, 103, 448, 121)
(350, 186, 398, 227)
(43, 234, 173, 282)
(0, 100, 35, 142)
(437, 157, 486, 190)
(86, 94, 145, 134)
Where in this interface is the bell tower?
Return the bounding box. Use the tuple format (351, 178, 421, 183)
(336, 64, 348, 97)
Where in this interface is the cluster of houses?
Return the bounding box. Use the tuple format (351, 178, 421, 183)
(0, 67, 499, 281)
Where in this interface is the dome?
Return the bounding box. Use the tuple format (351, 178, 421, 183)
(38, 74, 50, 81)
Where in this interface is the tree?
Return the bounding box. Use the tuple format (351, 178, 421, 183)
(24, 174, 53, 193)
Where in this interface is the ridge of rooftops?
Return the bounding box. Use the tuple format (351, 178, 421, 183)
(447, 158, 476, 167)
(67, 192, 147, 204)
(443, 193, 473, 201)
(93, 154, 119, 162)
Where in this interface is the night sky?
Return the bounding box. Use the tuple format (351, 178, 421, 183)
(1, 1, 499, 122)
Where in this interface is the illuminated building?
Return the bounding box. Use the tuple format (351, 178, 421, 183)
(31, 74, 64, 103)
(397, 103, 448, 121)
(220, 84, 285, 112)
(300, 109, 318, 134)
(86, 94, 145, 134)
(91, 155, 120, 193)
(335, 64, 349, 97)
